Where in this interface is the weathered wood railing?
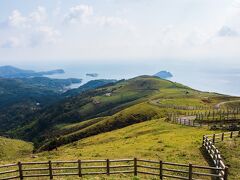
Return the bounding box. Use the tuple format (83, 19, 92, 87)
(169, 113, 240, 128)
(202, 131, 240, 180)
(204, 131, 240, 143)
(0, 158, 227, 180)
(152, 104, 211, 110)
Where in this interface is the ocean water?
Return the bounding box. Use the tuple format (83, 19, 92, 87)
(42, 61, 240, 97)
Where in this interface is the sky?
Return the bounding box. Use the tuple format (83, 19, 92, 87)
(0, 0, 240, 65)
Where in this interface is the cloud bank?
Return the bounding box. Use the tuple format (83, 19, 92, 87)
(0, 0, 240, 63)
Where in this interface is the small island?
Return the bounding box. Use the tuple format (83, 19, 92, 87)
(153, 71, 173, 79)
(86, 73, 99, 78)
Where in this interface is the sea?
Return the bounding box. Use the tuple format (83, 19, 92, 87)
(22, 60, 240, 97)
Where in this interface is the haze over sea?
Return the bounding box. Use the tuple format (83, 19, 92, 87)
(18, 60, 240, 97)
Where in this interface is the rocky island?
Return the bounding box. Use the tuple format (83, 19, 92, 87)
(153, 71, 173, 79)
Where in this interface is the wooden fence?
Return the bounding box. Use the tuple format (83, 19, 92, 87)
(194, 110, 240, 122)
(168, 113, 240, 128)
(0, 158, 227, 180)
(152, 100, 240, 112)
(202, 131, 240, 180)
(153, 104, 211, 110)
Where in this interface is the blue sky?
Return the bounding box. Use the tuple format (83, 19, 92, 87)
(0, 0, 240, 65)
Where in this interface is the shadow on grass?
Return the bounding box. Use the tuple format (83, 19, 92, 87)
(199, 146, 215, 167)
(199, 146, 219, 180)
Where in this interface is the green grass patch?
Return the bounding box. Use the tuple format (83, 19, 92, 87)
(217, 138, 240, 180)
(0, 136, 33, 162)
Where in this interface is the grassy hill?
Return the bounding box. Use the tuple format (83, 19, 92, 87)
(37, 103, 164, 151)
(0, 136, 33, 162)
(1, 119, 214, 165)
(9, 77, 182, 144)
(1, 119, 220, 179)
(0, 74, 239, 179)
(7, 75, 236, 152)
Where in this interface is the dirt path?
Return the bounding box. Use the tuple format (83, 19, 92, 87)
(215, 100, 240, 109)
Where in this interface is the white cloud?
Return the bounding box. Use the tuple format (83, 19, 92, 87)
(2, 7, 60, 48)
(64, 5, 93, 24)
(29, 6, 47, 24)
(8, 10, 28, 28)
(95, 16, 128, 27)
(53, 1, 62, 17)
(1, 1, 240, 62)
(30, 26, 61, 47)
(64, 4, 130, 28)
(8, 6, 47, 29)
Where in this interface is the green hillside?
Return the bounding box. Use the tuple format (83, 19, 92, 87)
(9, 76, 194, 149)
(0, 77, 81, 133)
(37, 103, 164, 151)
(0, 136, 33, 161)
(7, 75, 234, 152)
(0, 75, 239, 179)
(0, 79, 117, 135)
(1, 119, 214, 166)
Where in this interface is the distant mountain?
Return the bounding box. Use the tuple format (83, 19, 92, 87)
(0, 65, 64, 78)
(154, 71, 173, 79)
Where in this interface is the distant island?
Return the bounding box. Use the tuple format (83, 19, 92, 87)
(153, 71, 173, 79)
(86, 73, 99, 78)
(0, 65, 65, 78)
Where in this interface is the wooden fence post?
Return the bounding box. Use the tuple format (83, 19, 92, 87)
(78, 160, 82, 177)
(222, 133, 224, 141)
(49, 160, 53, 180)
(202, 136, 205, 146)
(230, 132, 233, 138)
(18, 162, 23, 180)
(189, 164, 192, 180)
(134, 158, 137, 176)
(159, 161, 163, 180)
(213, 134, 215, 144)
(224, 167, 228, 180)
(106, 159, 110, 175)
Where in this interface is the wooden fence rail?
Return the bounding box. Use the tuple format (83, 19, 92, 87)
(204, 131, 240, 143)
(0, 158, 227, 180)
(202, 131, 240, 180)
(169, 113, 240, 128)
(169, 113, 239, 180)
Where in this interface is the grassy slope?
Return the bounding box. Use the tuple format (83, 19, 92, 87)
(12, 76, 198, 149)
(37, 103, 165, 151)
(4, 119, 214, 165)
(11, 77, 165, 139)
(217, 138, 240, 180)
(0, 136, 33, 162)
(36, 76, 235, 151)
(1, 119, 218, 180)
